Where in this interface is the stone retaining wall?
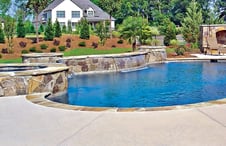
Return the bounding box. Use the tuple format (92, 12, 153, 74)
(0, 64, 68, 97)
(58, 49, 166, 74)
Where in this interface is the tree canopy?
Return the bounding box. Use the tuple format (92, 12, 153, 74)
(92, 0, 225, 25)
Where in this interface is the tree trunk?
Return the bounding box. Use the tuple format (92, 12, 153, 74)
(35, 14, 39, 43)
(109, 15, 112, 39)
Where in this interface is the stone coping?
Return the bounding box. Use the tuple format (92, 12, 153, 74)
(22, 53, 63, 57)
(61, 52, 148, 60)
(0, 63, 69, 77)
(138, 45, 166, 49)
(26, 92, 226, 112)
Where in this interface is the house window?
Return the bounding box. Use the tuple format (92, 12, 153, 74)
(42, 13, 47, 21)
(87, 10, 94, 17)
(56, 11, 65, 18)
(72, 11, 80, 18)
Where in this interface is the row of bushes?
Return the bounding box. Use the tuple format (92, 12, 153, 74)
(21, 45, 67, 54)
(19, 38, 125, 49)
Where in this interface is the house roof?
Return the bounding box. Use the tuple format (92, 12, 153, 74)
(43, 0, 115, 21)
(44, 0, 64, 11)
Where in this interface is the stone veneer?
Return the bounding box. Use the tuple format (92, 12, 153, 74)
(22, 53, 63, 63)
(0, 64, 68, 97)
(58, 48, 166, 74)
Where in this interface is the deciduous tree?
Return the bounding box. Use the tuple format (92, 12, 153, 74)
(4, 16, 16, 53)
(99, 0, 121, 38)
(95, 21, 109, 45)
(0, 0, 11, 16)
(26, 0, 49, 43)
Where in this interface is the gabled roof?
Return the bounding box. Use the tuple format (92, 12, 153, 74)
(43, 0, 115, 21)
(44, 0, 64, 11)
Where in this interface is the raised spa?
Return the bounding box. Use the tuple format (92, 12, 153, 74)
(48, 61, 226, 108)
(0, 65, 46, 72)
(0, 64, 68, 97)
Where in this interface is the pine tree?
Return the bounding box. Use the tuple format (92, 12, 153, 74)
(0, 23, 5, 43)
(30, 24, 35, 33)
(54, 19, 62, 37)
(67, 20, 72, 34)
(181, 0, 203, 46)
(79, 18, 90, 39)
(44, 18, 54, 41)
(39, 24, 44, 33)
(16, 15, 26, 38)
(62, 25, 67, 34)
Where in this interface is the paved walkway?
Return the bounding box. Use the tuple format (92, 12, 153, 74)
(1, 96, 226, 146)
(191, 54, 226, 59)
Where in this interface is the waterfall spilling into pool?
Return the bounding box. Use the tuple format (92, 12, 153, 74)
(48, 61, 226, 108)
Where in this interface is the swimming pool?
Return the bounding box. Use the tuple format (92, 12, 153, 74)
(49, 61, 226, 108)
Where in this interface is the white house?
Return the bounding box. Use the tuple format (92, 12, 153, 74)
(40, 0, 115, 30)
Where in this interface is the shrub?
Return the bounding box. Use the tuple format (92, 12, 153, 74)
(50, 48, 56, 52)
(112, 45, 116, 48)
(0, 54, 2, 58)
(92, 42, 98, 49)
(163, 19, 176, 46)
(21, 49, 29, 54)
(66, 38, 71, 43)
(117, 39, 124, 44)
(112, 31, 121, 38)
(1, 48, 8, 54)
(175, 46, 185, 55)
(169, 39, 179, 47)
(78, 41, 86, 47)
(58, 45, 66, 51)
(144, 39, 152, 45)
(53, 39, 60, 46)
(66, 42, 71, 48)
(19, 41, 27, 48)
(40, 44, 48, 49)
(151, 39, 160, 46)
(29, 47, 36, 52)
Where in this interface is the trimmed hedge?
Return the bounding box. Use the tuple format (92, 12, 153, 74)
(58, 45, 66, 51)
(78, 41, 86, 47)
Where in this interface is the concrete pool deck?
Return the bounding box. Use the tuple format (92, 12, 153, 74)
(1, 96, 226, 146)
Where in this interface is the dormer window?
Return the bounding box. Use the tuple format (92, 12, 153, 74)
(87, 10, 94, 17)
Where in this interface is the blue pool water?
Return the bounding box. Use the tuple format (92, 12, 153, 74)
(51, 61, 226, 108)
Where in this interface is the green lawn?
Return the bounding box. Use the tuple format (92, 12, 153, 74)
(0, 58, 22, 63)
(0, 48, 132, 63)
(64, 48, 132, 56)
